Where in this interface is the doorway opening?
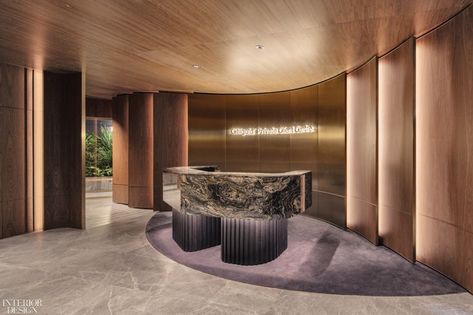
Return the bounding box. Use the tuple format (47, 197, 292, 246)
(85, 116, 115, 228)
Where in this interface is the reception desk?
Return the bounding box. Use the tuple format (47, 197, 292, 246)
(163, 166, 312, 264)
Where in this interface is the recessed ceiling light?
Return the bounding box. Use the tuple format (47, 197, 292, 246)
(255, 44, 264, 50)
(192, 64, 200, 69)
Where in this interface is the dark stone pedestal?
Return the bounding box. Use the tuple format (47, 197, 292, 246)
(221, 217, 288, 265)
(172, 208, 221, 251)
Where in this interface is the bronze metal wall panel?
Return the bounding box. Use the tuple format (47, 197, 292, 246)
(128, 93, 154, 209)
(416, 5, 473, 293)
(317, 74, 346, 196)
(378, 38, 415, 261)
(225, 94, 260, 172)
(316, 75, 347, 227)
(289, 86, 317, 177)
(154, 93, 188, 212)
(188, 94, 226, 170)
(112, 94, 129, 204)
(188, 76, 347, 227)
(258, 92, 291, 173)
(347, 58, 378, 244)
(288, 86, 318, 216)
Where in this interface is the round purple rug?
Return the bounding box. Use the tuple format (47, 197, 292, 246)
(146, 212, 464, 296)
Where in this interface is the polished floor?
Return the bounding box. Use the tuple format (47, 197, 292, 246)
(0, 197, 472, 314)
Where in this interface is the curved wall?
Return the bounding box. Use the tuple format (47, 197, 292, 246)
(416, 5, 473, 293)
(188, 74, 346, 227)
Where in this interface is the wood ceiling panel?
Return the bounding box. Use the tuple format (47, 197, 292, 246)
(0, 0, 468, 98)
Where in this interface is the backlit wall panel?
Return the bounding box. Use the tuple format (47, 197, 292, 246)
(416, 6, 473, 292)
(347, 58, 378, 244)
(378, 38, 415, 261)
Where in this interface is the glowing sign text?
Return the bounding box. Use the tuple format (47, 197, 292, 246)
(229, 124, 316, 137)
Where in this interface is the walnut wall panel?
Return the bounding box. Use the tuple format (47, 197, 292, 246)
(154, 93, 188, 212)
(378, 38, 415, 261)
(347, 58, 378, 244)
(416, 6, 473, 292)
(86, 97, 113, 118)
(188, 75, 346, 227)
(0, 63, 26, 238)
(128, 93, 153, 209)
(43, 71, 85, 229)
(112, 95, 129, 204)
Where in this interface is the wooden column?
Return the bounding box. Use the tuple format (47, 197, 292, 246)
(378, 38, 415, 261)
(112, 95, 129, 204)
(128, 93, 153, 209)
(347, 58, 378, 244)
(153, 93, 188, 212)
(416, 6, 473, 293)
(43, 71, 85, 229)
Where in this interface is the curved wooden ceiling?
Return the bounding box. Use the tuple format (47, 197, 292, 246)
(0, 0, 469, 98)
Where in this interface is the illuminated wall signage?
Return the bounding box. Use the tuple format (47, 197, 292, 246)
(229, 124, 316, 136)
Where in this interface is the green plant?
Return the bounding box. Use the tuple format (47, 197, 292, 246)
(97, 127, 113, 172)
(86, 133, 98, 177)
(85, 126, 113, 177)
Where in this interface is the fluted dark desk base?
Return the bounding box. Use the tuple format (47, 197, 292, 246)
(172, 209, 221, 252)
(172, 209, 288, 264)
(222, 217, 288, 265)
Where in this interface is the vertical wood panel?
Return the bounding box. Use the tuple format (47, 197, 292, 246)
(416, 6, 473, 292)
(0, 63, 26, 238)
(347, 58, 378, 244)
(86, 97, 113, 118)
(378, 38, 415, 261)
(43, 71, 85, 229)
(112, 94, 129, 204)
(128, 93, 153, 209)
(188, 94, 226, 169)
(154, 93, 188, 211)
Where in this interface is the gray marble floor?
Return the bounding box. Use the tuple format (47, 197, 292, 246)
(0, 197, 472, 315)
